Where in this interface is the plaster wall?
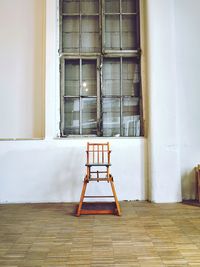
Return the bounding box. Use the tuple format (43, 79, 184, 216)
(1, 0, 200, 203)
(174, 0, 200, 199)
(0, 139, 147, 203)
(0, 0, 45, 139)
(0, 0, 147, 203)
(146, 0, 181, 202)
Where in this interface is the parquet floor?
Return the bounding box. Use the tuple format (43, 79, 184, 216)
(0, 201, 200, 267)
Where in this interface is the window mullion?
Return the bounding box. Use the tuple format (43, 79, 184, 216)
(79, 58, 82, 135)
(97, 57, 101, 136)
(120, 0, 122, 49)
(59, 0, 63, 54)
(120, 57, 123, 136)
(101, 0, 105, 53)
(79, 1, 81, 54)
(136, 0, 140, 50)
(99, 0, 102, 53)
(60, 57, 65, 136)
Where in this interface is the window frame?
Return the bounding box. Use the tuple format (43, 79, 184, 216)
(59, 0, 143, 138)
(60, 56, 101, 136)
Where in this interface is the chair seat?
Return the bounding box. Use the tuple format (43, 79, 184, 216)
(85, 163, 111, 167)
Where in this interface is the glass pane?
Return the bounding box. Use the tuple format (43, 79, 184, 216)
(105, 0, 120, 13)
(122, 0, 137, 13)
(122, 58, 140, 96)
(82, 98, 97, 135)
(122, 15, 137, 50)
(105, 15, 120, 49)
(103, 58, 120, 96)
(102, 98, 120, 137)
(82, 60, 97, 96)
(64, 98, 80, 135)
(65, 60, 80, 96)
(62, 0, 80, 13)
(81, 16, 100, 53)
(62, 16, 79, 52)
(122, 98, 140, 136)
(81, 0, 99, 14)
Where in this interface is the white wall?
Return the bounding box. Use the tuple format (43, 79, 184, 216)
(0, 139, 147, 203)
(146, 0, 181, 202)
(174, 0, 200, 199)
(0, 0, 147, 203)
(0, 0, 45, 139)
(146, 0, 200, 202)
(1, 0, 200, 203)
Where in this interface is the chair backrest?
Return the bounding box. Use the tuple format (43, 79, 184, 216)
(86, 142, 111, 165)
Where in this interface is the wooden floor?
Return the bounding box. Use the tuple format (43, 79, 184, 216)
(0, 201, 200, 267)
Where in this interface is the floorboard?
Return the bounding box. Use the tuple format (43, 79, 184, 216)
(0, 201, 200, 266)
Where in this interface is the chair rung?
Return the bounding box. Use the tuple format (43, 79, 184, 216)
(89, 178, 109, 181)
(88, 150, 110, 152)
(86, 164, 111, 166)
(84, 196, 114, 198)
(90, 171, 107, 173)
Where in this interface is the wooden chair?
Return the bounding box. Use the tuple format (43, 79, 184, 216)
(76, 142, 121, 216)
(195, 165, 200, 202)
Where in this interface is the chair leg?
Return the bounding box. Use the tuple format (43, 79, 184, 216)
(76, 175, 88, 216)
(198, 173, 200, 203)
(110, 175, 121, 216)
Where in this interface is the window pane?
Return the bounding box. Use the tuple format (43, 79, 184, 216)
(105, 0, 120, 13)
(62, 16, 79, 52)
(122, 15, 137, 50)
(65, 60, 80, 96)
(82, 98, 97, 135)
(105, 15, 120, 49)
(64, 98, 80, 135)
(82, 60, 97, 96)
(103, 58, 120, 96)
(122, 58, 140, 96)
(102, 98, 120, 136)
(81, 0, 99, 14)
(122, 0, 137, 13)
(62, 0, 80, 13)
(81, 16, 100, 53)
(122, 98, 140, 136)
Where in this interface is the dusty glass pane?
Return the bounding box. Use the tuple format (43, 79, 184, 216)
(122, 98, 140, 136)
(64, 98, 80, 135)
(62, 0, 80, 13)
(82, 60, 97, 96)
(81, 16, 100, 53)
(105, 0, 120, 13)
(122, 58, 140, 96)
(62, 16, 79, 52)
(82, 98, 97, 135)
(122, 0, 137, 13)
(103, 58, 120, 96)
(122, 15, 137, 49)
(65, 60, 80, 96)
(81, 0, 99, 14)
(102, 98, 120, 136)
(105, 15, 120, 49)
(62, 33, 79, 52)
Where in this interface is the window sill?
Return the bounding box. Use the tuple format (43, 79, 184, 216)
(55, 135, 145, 140)
(0, 138, 44, 141)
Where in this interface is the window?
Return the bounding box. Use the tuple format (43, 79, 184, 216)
(59, 0, 143, 137)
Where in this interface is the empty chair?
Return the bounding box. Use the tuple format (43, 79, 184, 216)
(76, 142, 121, 216)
